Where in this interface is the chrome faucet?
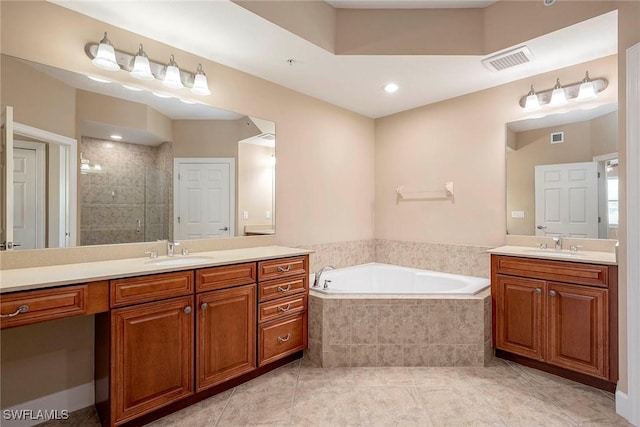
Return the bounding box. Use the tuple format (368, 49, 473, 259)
(167, 241, 180, 257)
(552, 236, 562, 251)
(313, 265, 335, 288)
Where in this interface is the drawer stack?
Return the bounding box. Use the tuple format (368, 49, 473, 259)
(257, 256, 308, 366)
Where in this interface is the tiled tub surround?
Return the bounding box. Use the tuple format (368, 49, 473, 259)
(307, 291, 492, 368)
(300, 239, 491, 279)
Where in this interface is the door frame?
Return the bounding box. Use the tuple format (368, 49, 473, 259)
(620, 41, 640, 425)
(14, 140, 46, 248)
(173, 158, 236, 239)
(13, 122, 77, 247)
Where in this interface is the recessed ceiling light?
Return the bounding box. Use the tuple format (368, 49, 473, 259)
(384, 83, 399, 93)
(122, 84, 143, 91)
(87, 75, 111, 83)
(152, 92, 172, 98)
(110, 134, 123, 140)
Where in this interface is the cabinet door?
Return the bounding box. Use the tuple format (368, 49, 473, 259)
(496, 275, 545, 360)
(547, 282, 608, 379)
(111, 296, 194, 424)
(197, 284, 256, 392)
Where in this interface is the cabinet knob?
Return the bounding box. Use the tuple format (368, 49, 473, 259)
(183, 306, 192, 314)
(201, 303, 208, 311)
(549, 290, 557, 297)
(535, 288, 542, 294)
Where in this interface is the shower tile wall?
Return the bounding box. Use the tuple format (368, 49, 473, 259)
(80, 137, 172, 246)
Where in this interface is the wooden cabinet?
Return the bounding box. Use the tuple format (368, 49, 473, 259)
(196, 283, 256, 391)
(257, 256, 309, 367)
(111, 295, 194, 424)
(492, 255, 617, 390)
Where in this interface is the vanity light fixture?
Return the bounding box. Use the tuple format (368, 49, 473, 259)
(523, 85, 541, 111)
(91, 32, 120, 71)
(86, 32, 211, 95)
(549, 78, 568, 106)
(519, 72, 608, 110)
(130, 44, 154, 80)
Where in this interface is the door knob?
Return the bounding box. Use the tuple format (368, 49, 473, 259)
(536, 225, 547, 230)
(219, 226, 229, 231)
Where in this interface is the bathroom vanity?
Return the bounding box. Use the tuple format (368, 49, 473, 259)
(0, 247, 310, 426)
(489, 245, 617, 392)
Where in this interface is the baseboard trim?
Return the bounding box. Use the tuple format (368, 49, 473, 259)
(615, 390, 632, 424)
(2, 382, 94, 427)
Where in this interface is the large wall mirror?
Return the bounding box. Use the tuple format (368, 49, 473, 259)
(1, 54, 276, 249)
(506, 103, 618, 240)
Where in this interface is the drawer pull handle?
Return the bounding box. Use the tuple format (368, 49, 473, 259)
(549, 290, 557, 297)
(277, 333, 291, 343)
(277, 265, 291, 272)
(201, 303, 208, 311)
(1, 305, 29, 318)
(277, 284, 291, 292)
(535, 288, 542, 294)
(277, 303, 292, 312)
(184, 306, 192, 314)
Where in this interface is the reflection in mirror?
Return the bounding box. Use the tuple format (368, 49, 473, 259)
(0, 54, 275, 248)
(506, 103, 618, 239)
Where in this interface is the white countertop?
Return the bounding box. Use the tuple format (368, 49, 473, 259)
(0, 246, 313, 294)
(487, 245, 617, 265)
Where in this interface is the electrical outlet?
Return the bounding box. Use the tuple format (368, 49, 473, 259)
(265, 211, 271, 219)
(243, 211, 249, 220)
(511, 211, 525, 219)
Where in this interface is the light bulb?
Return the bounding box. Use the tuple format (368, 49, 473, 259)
(549, 78, 568, 106)
(577, 71, 597, 101)
(162, 55, 184, 89)
(523, 85, 541, 111)
(91, 32, 120, 71)
(191, 64, 211, 96)
(130, 44, 154, 80)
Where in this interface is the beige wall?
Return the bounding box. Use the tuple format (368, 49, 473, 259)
(238, 143, 275, 233)
(506, 112, 617, 236)
(172, 119, 239, 158)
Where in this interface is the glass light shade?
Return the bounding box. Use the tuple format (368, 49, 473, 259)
(162, 55, 184, 89)
(130, 46, 154, 80)
(550, 87, 568, 106)
(577, 81, 596, 101)
(524, 93, 541, 111)
(191, 73, 211, 96)
(92, 41, 119, 71)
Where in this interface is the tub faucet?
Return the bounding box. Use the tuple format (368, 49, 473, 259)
(167, 240, 180, 257)
(313, 265, 335, 288)
(552, 236, 562, 251)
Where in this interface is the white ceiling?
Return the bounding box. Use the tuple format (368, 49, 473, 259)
(52, 1, 617, 118)
(326, 1, 496, 8)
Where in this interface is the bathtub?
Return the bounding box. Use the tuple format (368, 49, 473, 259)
(310, 263, 489, 295)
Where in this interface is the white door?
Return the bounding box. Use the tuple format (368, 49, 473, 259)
(535, 162, 599, 238)
(13, 146, 45, 249)
(1, 107, 14, 250)
(174, 160, 234, 240)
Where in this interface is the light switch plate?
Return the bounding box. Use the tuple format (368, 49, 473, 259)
(243, 211, 249, 220)
(265, 211, 271, 219)
(511, 211, 525, 219)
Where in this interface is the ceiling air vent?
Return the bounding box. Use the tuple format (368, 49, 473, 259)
(481, 46, 533, 72)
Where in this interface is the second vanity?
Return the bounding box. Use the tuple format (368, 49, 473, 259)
(488, 238, 618, 391)
(0, 246, 311, 427)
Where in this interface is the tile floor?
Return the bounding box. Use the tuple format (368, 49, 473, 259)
(39, 357, 632, 427)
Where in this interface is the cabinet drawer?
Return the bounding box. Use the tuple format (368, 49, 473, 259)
(258, 256, 308, 282)
(1, 285, 87, 329)
(258, 313, 307, 366)
(259, 277, 307, 302)
(196, 262, 256, 292)
(111, 271, 194, 307)
(259, 294, 307, 323)
(495, 256, 609, 288)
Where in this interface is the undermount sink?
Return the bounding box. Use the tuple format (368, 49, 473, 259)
(145, 256, 213, 266)
(523, 249, 585, 258)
